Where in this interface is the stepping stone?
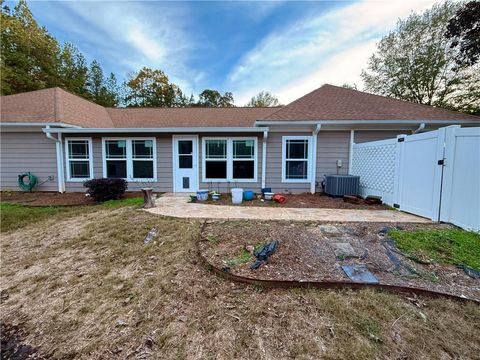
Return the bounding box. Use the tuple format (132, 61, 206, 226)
(332, 242, 358, 258)
(342, 265, 379, 284)
(317, 224, 341, 235)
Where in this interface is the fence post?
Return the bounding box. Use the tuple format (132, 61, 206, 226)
(392, 134, 407, 209)
(439, 125, 461, 222)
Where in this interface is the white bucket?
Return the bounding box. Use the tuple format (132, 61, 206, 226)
(264, 192, 274, 200)
(231, 188, 243, 204)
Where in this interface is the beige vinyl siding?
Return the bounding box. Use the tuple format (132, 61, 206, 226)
(64, 134, 173, 192)
(265, 132, 311, 193)
(354, 130, 410, 143)
(0, 131, 58, 191)
(198, 133, 262, 192)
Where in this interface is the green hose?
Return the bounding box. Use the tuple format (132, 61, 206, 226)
(18, 172, 38, 192)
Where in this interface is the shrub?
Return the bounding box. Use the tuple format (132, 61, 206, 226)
(83, 178, 128, 202)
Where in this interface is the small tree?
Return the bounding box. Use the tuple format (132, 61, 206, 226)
(246, 91, 281, 107)
(196, 89, 235, 107)
(123, 67, 185, 107)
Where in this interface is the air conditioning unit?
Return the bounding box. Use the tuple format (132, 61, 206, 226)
(324, 174, 360, 196)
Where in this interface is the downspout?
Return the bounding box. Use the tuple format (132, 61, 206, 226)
(348, 130, 355, 174)
(412, 123, 425, 134)
(261, 130, 268, 189)
(45, 126, 65, 193)
(310, 124, 321, 194)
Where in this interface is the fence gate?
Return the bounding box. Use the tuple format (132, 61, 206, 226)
(351, 125, 480, 231)
(393, 128, 446, 220)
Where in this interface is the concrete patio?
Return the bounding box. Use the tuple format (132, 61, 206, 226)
(145, 194, 430, 223)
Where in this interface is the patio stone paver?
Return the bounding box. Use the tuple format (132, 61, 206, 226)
(145, 194, 430, 223)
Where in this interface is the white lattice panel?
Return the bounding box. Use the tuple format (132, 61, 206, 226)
(351, 139, 396, 203)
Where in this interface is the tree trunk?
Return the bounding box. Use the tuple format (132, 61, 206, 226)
(141, 188, 156, 209)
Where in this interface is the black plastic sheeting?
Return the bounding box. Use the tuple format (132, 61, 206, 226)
(250, 240, 279, 270)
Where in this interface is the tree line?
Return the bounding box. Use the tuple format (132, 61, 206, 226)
(0, 0, 281, 108)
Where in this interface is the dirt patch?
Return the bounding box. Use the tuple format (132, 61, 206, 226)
(0, 191, 144, 206)
(204, 193, 389, 209)
(200, 221, 480, 301)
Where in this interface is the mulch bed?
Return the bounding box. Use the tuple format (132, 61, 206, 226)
(0, 191, 143, 207)
(204, 193, 389, 210)
(200, 221, 480, 301)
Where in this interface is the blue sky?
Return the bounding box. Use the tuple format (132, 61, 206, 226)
(17, 0, 438, 105)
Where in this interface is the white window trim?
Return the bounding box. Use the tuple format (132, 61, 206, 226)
(101, 137, 157, 182)
(65, 137, 94, 182)
(202, 137, 258, 183)
(281, 135, 313, 183)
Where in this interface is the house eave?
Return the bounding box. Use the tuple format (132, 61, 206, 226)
(255, 119, 480, 126)
(42, 126, 270, 134)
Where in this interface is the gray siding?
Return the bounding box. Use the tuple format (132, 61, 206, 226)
(198, 133, 263, 192)
(316, 131, 350, 189)
(265, 132, 311, 193)
(354, 130, 409, 143)
(0, 131, 58, 191)
(1, 129, 422, 194)
(64, 134, 173, 192)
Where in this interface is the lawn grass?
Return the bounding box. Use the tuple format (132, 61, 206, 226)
(225, 248, 252, 267)
(1, 206, 479, 359)
(0, 197, 144, 232)
(390, 228, 480, 270)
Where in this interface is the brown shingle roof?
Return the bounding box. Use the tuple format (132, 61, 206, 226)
(106, 107, 278, 128)
(264, 84, 480, 121)
(1, 85, 478, 128)
(0, 87, 278, 128)
(0, 88, 113, 127)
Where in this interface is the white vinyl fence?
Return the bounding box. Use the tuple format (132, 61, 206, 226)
(351, 125, 480, 231)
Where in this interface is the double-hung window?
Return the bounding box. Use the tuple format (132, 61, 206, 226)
(103, 138, 156, 181)
(282, 136, 311, 182)
(65, 138, 93, 181)
(205, 139, 227, 180)
(232, 139, 255, 180)
(203, 138, 257, 182)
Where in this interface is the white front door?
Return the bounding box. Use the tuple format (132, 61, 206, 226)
(173, 136, 198, 192)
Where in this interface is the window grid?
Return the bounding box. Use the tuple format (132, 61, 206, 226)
(65, 138, 93, 181)
(282, 136, 312, 183)
(102, 138, 157, 181)
(203, 138, 257, 182)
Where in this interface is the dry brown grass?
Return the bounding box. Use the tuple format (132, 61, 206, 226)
(1, 205, 479, 359)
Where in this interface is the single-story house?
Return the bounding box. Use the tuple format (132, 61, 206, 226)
(1, 84, 479, 194)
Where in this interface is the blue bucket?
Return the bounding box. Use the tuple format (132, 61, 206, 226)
(243, 190, 255, 201)
(196, 190, 209, 201)
(261, 187, 272, 195)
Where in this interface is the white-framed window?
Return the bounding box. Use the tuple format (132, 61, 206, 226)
(102, 138, 157, 181)
(202, 137, 257, 182)
(65, 137, 93, 181)
(282, 136, 312, 183)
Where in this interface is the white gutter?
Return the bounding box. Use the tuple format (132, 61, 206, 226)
(255, 119, 479, 126)
(1, 122, 81, 128)
(43, 126, 270, 134)
(310, 124, 321, 194)
(348, 130, 355, 174)
(261, 130, 268, 189)
(412, 122, 426, 134)
(45, 126, 65, 193)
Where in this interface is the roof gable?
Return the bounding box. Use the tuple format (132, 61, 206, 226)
(265, 84, 479, 121)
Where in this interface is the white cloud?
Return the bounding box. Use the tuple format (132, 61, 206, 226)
(45, 1, 203, 95)
(230, 0, 439, 105)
